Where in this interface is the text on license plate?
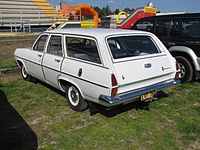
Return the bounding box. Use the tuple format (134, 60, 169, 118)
(141, 92, 155, 101)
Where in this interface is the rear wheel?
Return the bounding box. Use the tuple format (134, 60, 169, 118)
(175, 56, 193, 83)
(66, 85, 88, 112)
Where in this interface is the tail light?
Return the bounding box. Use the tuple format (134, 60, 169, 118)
(175, 62, 181, 79)
(111, 74, 118, 96)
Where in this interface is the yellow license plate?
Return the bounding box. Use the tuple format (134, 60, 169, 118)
(141, 92, 155, 101)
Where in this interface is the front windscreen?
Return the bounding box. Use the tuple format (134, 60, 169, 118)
(107, 36, 160, 59)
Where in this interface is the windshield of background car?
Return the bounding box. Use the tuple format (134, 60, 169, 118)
(107, 35, 160, 59)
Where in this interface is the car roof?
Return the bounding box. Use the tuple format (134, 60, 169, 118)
(44, 28, 148, 38)
(139, 13, 200, 20)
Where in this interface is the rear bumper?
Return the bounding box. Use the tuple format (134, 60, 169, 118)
(99, 79, 180, 107)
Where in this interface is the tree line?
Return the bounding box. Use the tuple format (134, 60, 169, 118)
(93, 5, 134, 17)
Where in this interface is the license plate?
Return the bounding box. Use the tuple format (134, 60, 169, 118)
(141, 92, 155, 101)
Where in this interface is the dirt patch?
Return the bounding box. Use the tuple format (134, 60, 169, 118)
(0, 36, 37, 69)
(0, 40, 34, 60)
(0, 71, 20, 84)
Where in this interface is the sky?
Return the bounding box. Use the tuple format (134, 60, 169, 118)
(48, 0, 200, 13)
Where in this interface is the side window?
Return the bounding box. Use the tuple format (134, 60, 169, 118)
(47, 35, 63, 56)
(133, 20, 154, 32)
(66, 37, 101, 64)
(181, 19, 200, 39)
(170, 20, 180, 38)
(155, 19, 171, 38)
(33, 35, 48, 52)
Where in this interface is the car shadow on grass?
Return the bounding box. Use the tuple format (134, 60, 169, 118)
(89, 91, 169, 117)
(89, 101, 150, 117)
(0, 89, 38, 150)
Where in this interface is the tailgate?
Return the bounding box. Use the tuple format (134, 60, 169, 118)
(107, 34, 176, 95)
(113, 54, 175, 94)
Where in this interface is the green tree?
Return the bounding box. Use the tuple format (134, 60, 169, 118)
(93, 6, 102, 17)
(101, 5, 112, 16)
(113, 8, 120, 14)
(105, 5, 112, 15)
(123, 7, 134, 13)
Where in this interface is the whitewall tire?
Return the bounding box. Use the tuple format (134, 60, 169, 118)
(66, 85, 88, 112)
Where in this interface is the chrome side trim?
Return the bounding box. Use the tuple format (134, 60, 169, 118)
(99, 79, 180, 107)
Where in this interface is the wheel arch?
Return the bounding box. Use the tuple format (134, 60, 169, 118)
(169, 46, 199, 71)
(58, 77, 85, 99)
(16, 58, 29, 73)
(16, 59, 23, 68)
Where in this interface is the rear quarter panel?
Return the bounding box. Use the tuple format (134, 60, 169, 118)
(61, 58, 111, 103)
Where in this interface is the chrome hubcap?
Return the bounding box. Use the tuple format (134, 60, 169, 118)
(68, 86, 79, 106)
(22, 66, 28, 78)
(179, 63, 186, 78)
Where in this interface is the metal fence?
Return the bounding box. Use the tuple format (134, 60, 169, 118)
(0, 10, 60, 32)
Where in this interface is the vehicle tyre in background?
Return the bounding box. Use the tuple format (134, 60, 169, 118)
(66, 85, 88, 112)
(175, 56, 193, 83)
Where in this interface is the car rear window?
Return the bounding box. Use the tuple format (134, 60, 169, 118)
(107, 36, 160, 59)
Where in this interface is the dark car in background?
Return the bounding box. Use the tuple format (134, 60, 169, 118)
(131, 13, 200, 83)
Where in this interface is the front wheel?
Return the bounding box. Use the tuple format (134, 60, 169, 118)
(66, 85, 88, 112)
(21, 64, 30, 81)
(175, 56, 193, 83)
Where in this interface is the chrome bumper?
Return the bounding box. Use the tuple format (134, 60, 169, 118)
(99, 79, 180, 107)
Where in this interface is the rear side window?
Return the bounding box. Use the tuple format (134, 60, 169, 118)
(181, 19, 200, 39)
(133, 20, 154, 32)
(170, 20, 180, 38)
(33, 35, 48, 52)
(107, 36, 160, 59)
(66, 37, 101, 64)
(155, 19, 171, 38)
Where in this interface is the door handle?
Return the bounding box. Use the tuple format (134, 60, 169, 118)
(38, 54, 42, 57)
(144, 63, 151, 68)
(54, 59, 61, 63)
(78, 68, 82, 77)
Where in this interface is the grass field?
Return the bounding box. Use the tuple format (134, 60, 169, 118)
(0, 72, 200, 150)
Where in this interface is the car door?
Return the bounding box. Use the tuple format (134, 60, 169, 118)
(42, 34, 64, 88)
(26, 34, 48, 81)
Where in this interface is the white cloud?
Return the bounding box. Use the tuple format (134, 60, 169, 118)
(108, 0, 115, 4)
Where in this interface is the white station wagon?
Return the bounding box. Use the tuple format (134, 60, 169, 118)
(14, 28, 180, 112)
